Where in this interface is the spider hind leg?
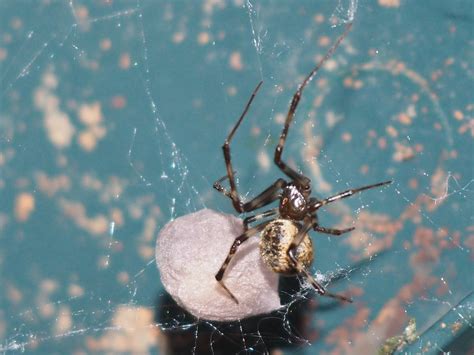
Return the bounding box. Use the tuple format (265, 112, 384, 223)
(288, 251, 352, 303)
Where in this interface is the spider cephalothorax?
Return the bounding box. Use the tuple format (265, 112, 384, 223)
(279, 183, 309, 220)
(213, 23, 391, 304)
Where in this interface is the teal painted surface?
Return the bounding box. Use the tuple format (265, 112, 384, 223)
(0, 1, 472, 353)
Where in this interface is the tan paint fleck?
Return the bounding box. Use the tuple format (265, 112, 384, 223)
(34, 69, 76, 148)
(119, 53, 131, 69)
(172, 31, 186, 43)
(100, 38, 112, 51)
(197, 32, 210, 45)
(229, 51, 244, 71)
(54, 306, 72, 335)
(14, 192, 35, 222)
(378, 0, 400, 9)
(87, 306, 157, 353)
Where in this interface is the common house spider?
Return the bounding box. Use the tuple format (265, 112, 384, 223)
(214, 23, 391, 304)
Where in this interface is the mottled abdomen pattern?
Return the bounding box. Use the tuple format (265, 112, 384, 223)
(259, 219, 314, 275)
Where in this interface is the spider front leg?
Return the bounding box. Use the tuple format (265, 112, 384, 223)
(214, 175, 286, 219)
(220, 81, 263, 213)
(307, 200, 355, 236)
(274, 23, 353, 187)
(215, 220, 271, 304)
(309, 180, 392, 212)
(213, 173, 236, 200)
(274, 93, 310, 187)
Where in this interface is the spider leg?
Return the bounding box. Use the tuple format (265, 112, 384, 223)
(287, 216, 352, 303)
(215, 220, 271, 304)
(274, 23, 353, 186)
(213, 172, 236, 199)
(243, 207, 279, 230)
(313, 225, 355, 236)
(310, 180, 392, 212)
(214, 177, 286, 214)
(288, 216, 314, 251)
(296, 260, 353, 303)
(241, 178, 286, 211)
(221, 81, 263, 213)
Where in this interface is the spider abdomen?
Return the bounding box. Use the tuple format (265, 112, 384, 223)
(259, 219, 313, 275)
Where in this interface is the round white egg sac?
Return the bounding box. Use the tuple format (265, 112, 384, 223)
(155, 208, 281, 321)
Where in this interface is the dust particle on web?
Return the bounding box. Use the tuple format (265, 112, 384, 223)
(229, 51, 244, 71)
(378, 0, 400, 8)
(14, 192, 35, 222)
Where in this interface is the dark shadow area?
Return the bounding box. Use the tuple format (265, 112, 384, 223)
(154, 277, 331, 354)
(439, 325, 474, 354)
(154, 253, 385, 354)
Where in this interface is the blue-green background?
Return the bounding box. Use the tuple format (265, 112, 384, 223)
(0, 0, 472, 354)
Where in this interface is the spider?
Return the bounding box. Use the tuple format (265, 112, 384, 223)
(214, 23, 391, 304)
